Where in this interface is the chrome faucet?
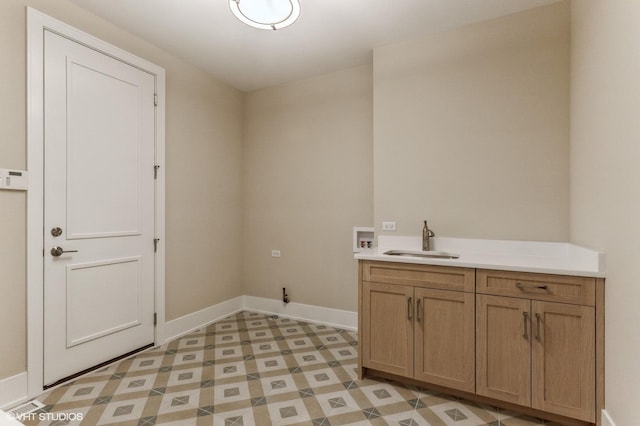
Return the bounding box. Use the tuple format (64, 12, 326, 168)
(422, 220, 435, 251)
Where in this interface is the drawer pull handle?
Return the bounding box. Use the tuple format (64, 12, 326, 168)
(407, 297, 413, 320)
(417, 298, 422, 323)
(523, 312, 529, 340)
(535, 313, 542, 341)
(516, 282, 549, 291)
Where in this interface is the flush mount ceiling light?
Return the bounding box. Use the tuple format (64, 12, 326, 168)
(229, 0, 300, 31)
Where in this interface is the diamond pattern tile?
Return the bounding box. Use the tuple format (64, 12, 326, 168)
(24, 311, 555, 426)
(113, 405, 134, 416)
(446, 408, 468, 421)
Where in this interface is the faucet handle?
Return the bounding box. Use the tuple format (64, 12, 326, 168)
(423, 220, 435, 237)
(422, 220, 435, 251)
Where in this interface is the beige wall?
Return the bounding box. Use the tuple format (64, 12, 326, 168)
(0, 0, 30, 382)
(0, 0, 243, 379)
(0, 191, 26, 380)
(570, 1, 640, 424)
(373, 2, 570, 241)
(243, 65, 373, 312)
(164, 57, 244, 320)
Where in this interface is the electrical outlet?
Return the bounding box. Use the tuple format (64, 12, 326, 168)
(271, 249, 281, 258)
(382, 221, 396, 231)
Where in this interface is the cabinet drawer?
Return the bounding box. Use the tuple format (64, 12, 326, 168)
(363, 261, 475, 292)
(476, 269, 596, 306)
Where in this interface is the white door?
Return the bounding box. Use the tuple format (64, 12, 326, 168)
(43, 30, 156, 386)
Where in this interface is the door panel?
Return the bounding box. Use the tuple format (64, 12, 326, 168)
(66, 58, 143, 239)
(66, 258, 142, 347)
(43, 30, 156, 385)
(414, 288, 475, 392)
(362, 282, 414, 377)
(476, 295, 531, 406)
(532, 301, 595, 422)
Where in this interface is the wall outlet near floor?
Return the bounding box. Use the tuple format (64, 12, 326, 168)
(382, 221, 396, 231)
(271, 249, 281, 258)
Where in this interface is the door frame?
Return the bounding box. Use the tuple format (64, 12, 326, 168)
(26, 8, 166, 397)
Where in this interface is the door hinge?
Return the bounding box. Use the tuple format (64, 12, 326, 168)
(154, 312, 157, 326)
(154, 165, 160, 179)
(154, 238, 160, 253)
(154, 93, 158, 107)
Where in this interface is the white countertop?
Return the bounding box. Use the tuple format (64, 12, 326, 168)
(354, 236, 605, 278)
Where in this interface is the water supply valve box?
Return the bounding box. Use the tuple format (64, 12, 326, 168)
(0, 168, 28, 191)
(353, 226, 374, 253)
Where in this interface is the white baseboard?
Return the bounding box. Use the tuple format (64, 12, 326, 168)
(161, 295, 356, 345)
(0, 372, 28, 411)
(242, 296, 357, 331)
(602, 410, 616, 426)
(162, 296, 244, 344)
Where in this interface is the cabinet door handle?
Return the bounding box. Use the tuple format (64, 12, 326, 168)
(516, 282, 548, 291)
(535, 313, 541, 341)
(522, 312, 529, 340)
(407, 297, 413, 320)
(417, 298, 422, 323)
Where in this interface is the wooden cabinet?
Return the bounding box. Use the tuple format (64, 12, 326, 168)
(476, 295, 531, 406)
(359, 261, 604, 425)
(476, 270, 597, 423)
(361, 281, 413, 377)
(360, 261, 475, 392)
(531, 300, 595, 421)
(414, 287, 475, 392)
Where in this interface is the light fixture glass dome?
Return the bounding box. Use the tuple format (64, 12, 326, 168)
(229, 0, 300, 31)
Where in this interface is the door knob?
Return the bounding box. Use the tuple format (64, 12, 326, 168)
(51, 246, 78, 257)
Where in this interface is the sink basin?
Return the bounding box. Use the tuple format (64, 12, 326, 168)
(383, 249, 460, 259)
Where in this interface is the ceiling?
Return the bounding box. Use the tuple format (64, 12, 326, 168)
(69, 0, 559, 92)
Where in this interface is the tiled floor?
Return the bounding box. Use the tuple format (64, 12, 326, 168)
(24, 311, 560, 425)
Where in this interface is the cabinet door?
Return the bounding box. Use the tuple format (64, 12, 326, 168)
(361, 281, 414, 377)
(414, 288, 475, 392)
(477, 295, 531, 406)
(531, 301, 595, 422)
